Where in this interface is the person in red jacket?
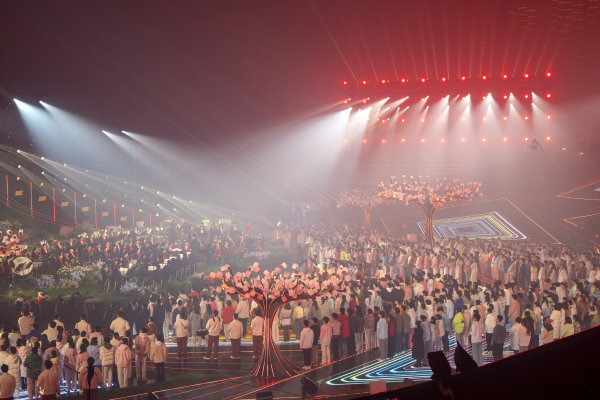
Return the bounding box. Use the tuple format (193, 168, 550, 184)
(338, 307, 350, 358)
(221, 301, 235, 341)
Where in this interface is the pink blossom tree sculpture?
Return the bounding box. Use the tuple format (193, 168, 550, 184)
(214, 262, 351, 378)
(378, 175, 482, 246)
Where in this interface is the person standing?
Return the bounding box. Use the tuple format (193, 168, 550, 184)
(452, 310, 465, 347)
(189, 304, 202, 348)
(75, 315, 92, 341)
(221, 301, 235, 342)
(229, 314, 243, 359)
(299, 320, 314, 370)
(115, 338, 132, 388)
(330, 313, 341, 361)
(412, 321, 424, 367)
(110, 312, 131, 339)
(36, 360, 60, 400)
(319, 317, 333, 365)
(78, 356, 103, 400)
(0, 364, 16, 400)
(280, 305, 292, 342)
(338, 308, 350, 358)
(351, 306, 365, 353)
(364, 309, 375, 351)
(309, 318, 320, 367)
(174, 312, 190, 360)
(63, 341, 77, 393)
(491, 315, 506, 361)
(99, 339, 115, 389)
(292, 303, 304, 340)
(18, 312, 34, 341)
(470, 314, 484, 366)
(376, 311, 388, 361)
(151, 334, 167, 382)
(203, 310, 222, 360)
(484, 307, 496, 351)
(235, 299, 250, 339)
(134, 327, 150, 382)
(250, 310, 264, 360)
(24, 344, 42, 400)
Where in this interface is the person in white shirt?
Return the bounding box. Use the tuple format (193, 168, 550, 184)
(299, 320, 314, 370)
(42, 321, 59, 342)
(250, 310, 265, 359)
(229, 314, 243, 359)
(484, 307, 496, 351)
(376, 311, 388, 360)
(75, 315, 92, 339)
(470, 314, 484, 366)
(109, 312, 130, 339)
(202, 310, 221, 360)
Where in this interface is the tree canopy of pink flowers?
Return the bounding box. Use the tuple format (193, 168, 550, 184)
(378, 175, 482, 208)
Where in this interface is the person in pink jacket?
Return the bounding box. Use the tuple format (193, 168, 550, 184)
(150, 334, 167, 381)
(319, 317, 333, 365)
(115, 338, 132, 388)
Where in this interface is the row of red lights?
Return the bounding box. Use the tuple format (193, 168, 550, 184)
(376, 115, 551, 124)
(346, 93, 552, 104)
(348, 136, 552, 144)
(344, 72, 552, 85)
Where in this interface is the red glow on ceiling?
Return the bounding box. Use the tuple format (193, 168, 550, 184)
(441, 77, 447, 82)
(461, 76, 466, 81)
(546, 72, 552, 77)
(546, 93, 552, 98)
(524, 73, 530, 78)
(481, 75, 487, 80)
(420, 78, 426, 83)
(361, 80, 367, 85)
(400, 78, 407, 83)
(343, 81, 348, 85)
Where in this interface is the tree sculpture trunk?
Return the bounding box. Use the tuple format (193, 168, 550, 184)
(252, 304, 299, 379)
(363, 207, 371, 226)
(419, 203, 436, 247)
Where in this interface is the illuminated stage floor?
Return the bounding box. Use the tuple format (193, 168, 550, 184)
(417, 211, 527, 240)
(18, 334, 514, 400)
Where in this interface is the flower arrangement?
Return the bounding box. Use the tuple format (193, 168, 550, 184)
(244, 250, 272, 260)
(34, 276, 54, 290)
(120, 281, 140, 294)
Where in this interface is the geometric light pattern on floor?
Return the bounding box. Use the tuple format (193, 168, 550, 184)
(418, 211, 527, 240)
(326, 334, 514, 385)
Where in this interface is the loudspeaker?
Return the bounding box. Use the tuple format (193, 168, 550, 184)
(256, 391, 273, 400)
(301, 376, 318, 396)
(369, 380, 387, 394)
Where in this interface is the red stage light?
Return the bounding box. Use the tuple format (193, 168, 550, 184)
(421, 138, 426, 143)
(482, 95, 486, 100)
(362, 80, 367, 85)
(546, 72, 552, 77)
(546, 115, 551, 119)
(546, 93, 552, 98)
(524, 94, 529, 99)
(381, 138, 386, 143)
(441, 77, 447, 82)
(401, 78, 407, 83)
(524, 73, 529, 78)
(503, 116, 508, 121)
(362, 99, 367, 104)
(503, 137, 508, 142)
(421, 118, 425, 123)
(461, 137, 466, 142)
(524, 116, 529, 120)
(524, 137, 530, 141)
(343, 81, 348, 85)
(421, 97, 426, 102)
(482, 137, 487, 142)
(503, 94, 508, 99)
(546, 136, 552, 141)
(401, 138, 406, 143)
(461, 76, 466, 81)
(441, 138, 446, 143)
(503, 74, 508, 79)
(421, 78, 426, 83)
(401, 118, 405, 123)
(362, 139, 367, 143)
(381, 79, 387, 84)
(482, 117, 486, 121)
(481, 75, 487, 80)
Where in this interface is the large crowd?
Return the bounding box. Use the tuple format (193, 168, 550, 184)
(0, 222, 599, 399)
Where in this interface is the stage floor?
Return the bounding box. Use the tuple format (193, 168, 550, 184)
(24, 333, 514, 400)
